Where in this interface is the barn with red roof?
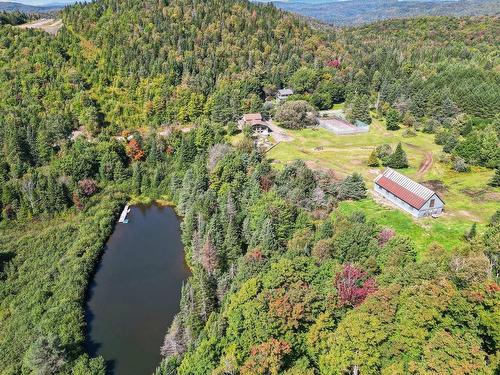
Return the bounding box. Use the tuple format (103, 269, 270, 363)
(374, 168, 444, 218)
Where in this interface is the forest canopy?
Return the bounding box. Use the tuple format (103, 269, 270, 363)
(0, 0, 499, 374)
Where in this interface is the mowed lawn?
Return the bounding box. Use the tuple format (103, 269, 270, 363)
(266, 115, 499, 253)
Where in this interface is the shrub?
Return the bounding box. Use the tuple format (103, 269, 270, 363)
(312, 239, 333, 261)
(452, 157, 470, 173)
(378, 228, 396, 247)
(423, 118, 440, 133)
(375, 144, 392, 161)
(402, 128, 417, 137)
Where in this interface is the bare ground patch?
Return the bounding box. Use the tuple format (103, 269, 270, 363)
(461, 188, 500, 202)
(422, 179, 448, 194)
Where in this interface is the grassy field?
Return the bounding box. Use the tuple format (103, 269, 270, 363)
(337, 199, 473, 254)
(265, 113, 498, 253)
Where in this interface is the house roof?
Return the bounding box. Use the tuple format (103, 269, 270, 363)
(278, 88, 293, 96)
(374, 168, 439, 209)
(242, 113, 262, 122)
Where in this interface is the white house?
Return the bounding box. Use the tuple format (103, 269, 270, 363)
(238, 113, 272, 137)
(374, 168, 444, 218)
(277, 88, 294, 101)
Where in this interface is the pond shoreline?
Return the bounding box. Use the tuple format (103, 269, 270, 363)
(84, 202, 189, 375)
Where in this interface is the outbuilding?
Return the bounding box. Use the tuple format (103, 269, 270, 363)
(277, 88, 294, 101)
(374, 168, 444, 218)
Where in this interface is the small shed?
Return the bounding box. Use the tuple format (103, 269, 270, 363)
(374, 168, 444, 218)
(277, 88, 294, 101)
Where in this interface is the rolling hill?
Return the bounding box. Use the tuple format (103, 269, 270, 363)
(0, 0, 498, 374)
(272, 0, 500, 25)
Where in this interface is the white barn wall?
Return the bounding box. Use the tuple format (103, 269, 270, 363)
(416, 194, 444, 218)
(374, 184, 419, 217)
(374, 184, 444, 218)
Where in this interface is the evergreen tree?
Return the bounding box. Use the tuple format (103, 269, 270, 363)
(131, 162, 142, 195)
(261, 218, 278, 254)
(113, 161, 128, 182)
(348, 94, 371, 124)
(386, 143, 409, 169)
(336, 173, 367, 201)
(489, 168, 500, 187)
(367, 150, 380, 167)
(385, 108, 400, 130)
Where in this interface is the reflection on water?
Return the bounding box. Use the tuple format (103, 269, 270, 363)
(85, 204, 189, 375)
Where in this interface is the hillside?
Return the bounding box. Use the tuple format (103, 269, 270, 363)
(0, 1, 64, 13)
(273, 0, 500, 25)
(61, 0, 335, 128)
(0, 0, 499, 374)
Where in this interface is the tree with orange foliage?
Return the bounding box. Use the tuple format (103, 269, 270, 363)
(241, 338, 291, 375)
(126, 139, 145, 161)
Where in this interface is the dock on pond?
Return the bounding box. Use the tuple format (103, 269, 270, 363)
(118, 204, 131, 223)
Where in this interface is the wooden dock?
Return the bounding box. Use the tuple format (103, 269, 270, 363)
(118, 204, 131, 223)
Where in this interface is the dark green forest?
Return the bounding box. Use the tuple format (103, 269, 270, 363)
(0, 0, 498, 374)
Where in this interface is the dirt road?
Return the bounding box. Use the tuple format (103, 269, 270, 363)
(418, 152, 433, 178)
(18, 19, 63, 35)
(267, 120, 294, 142)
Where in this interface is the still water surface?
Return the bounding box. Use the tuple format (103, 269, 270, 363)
(85, 204, 189, 375)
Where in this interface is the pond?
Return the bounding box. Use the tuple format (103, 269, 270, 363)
(85, 204, 189, 375)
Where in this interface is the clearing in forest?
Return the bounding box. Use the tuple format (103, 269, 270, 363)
(264, 114, 498, 252)
(17, 18, 63, 35)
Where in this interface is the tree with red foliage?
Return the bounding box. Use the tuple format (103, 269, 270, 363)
(326, 59, 340, 68)
(335, 264, 377, 307)
(72, 192, 83, 211)
(260, 175, 273, 192)
(378, 228, 395, 247)
(247, 248, 264, 263)
(78, 178, 98, 197)
(126, 139, 145, 161)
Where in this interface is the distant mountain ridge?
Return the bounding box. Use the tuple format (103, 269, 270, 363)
(255, 0, 468, 3)
(271, 0, 500, 25)
(0, 1, 68, 13)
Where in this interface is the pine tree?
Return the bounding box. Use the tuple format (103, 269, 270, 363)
(489, 168, 500, 187)
(131, 162, 142, 195)
(261, 218, 278, 254)
(113, 160, 128, 182)
(348, 94, 371, 124)
(367, 150, 380, 167)
(386, 143, 409, 169)
(385, 108, 400, 130)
